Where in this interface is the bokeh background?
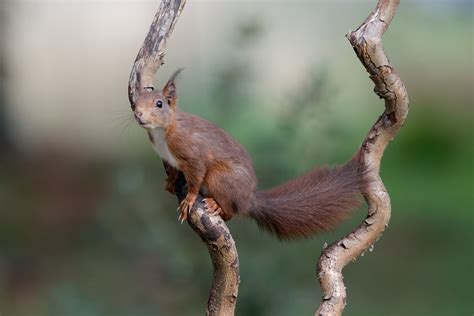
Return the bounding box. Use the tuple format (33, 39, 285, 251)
(0, 0, 472, 315)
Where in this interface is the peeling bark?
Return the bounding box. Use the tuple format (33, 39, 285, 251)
(315, 1, 409, 315)
(128, 1, 240, 315)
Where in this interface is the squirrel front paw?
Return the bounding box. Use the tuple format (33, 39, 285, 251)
(164, 170, 179, 194)
(178, 194, 197, 223)
(165, 177, 177, 194)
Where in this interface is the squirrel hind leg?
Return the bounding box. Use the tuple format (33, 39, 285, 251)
(203, 198, 230, 221)
(203, 167, 255, 221)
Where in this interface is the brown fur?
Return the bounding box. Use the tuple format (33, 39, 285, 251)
(133, 69, 366, 239)
(251, 157, 364, 239)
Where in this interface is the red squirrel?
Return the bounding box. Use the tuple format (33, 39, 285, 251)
(133, 69, 365, 239)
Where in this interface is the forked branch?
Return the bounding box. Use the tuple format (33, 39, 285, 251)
(128, 1, 240, 315)
(128, 1, 408, 315)
(316, 0, 409, 315)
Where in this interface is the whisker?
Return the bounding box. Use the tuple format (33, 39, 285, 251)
(119, 118, 136, 138)
(112, 113, 134, 121)
(109, 114, 134, 136)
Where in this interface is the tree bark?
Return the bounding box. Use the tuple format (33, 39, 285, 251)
(128, 0, 186, 106)
(315, 1, 409, 315)
(128, 1, 240, 315)
(171, 168, 240, 316)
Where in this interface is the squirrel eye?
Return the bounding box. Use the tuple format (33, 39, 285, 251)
(155, 100, 163, 108)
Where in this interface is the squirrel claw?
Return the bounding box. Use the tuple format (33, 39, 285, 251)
(177, 211, 187, 223)
(203, 198, 223, 218)
(178, 195, 196, 223)
(177, 208, 188, 223)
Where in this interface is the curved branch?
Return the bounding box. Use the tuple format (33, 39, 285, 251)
(189, 206, 240, 316)
(128, 1, 240, 315)
(316, 1, 409, 315)
(128, 0, 186, 107)
(173, 171, 240, 316)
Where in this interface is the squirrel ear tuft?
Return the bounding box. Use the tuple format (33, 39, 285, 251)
(163, 68, 183, 107)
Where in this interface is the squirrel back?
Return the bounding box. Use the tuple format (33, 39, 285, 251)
(249, 155, 365, 239)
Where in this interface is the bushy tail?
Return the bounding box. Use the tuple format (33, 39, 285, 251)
(249, 154, 365, 239)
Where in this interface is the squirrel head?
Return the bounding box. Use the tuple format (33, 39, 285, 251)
(133, 69, 182, 130)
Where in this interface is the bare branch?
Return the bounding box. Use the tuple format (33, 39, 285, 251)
(316, 1, 409, 315)
(189, 205, 240, 316)
(128, 0, 186, 107)
(172, 171, 240, 316)
(128, 1, 240, 315)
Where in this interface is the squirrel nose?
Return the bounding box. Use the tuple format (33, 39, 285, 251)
(135, 111, 143, 118)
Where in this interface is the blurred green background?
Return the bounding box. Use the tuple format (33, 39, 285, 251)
(0, 1, 472, 315)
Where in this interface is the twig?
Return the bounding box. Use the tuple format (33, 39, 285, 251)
(128, 1, 240, 315)
(315, 1, 409, 315)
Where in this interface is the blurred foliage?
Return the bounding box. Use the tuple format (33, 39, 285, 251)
(0, 4, 473, 316)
